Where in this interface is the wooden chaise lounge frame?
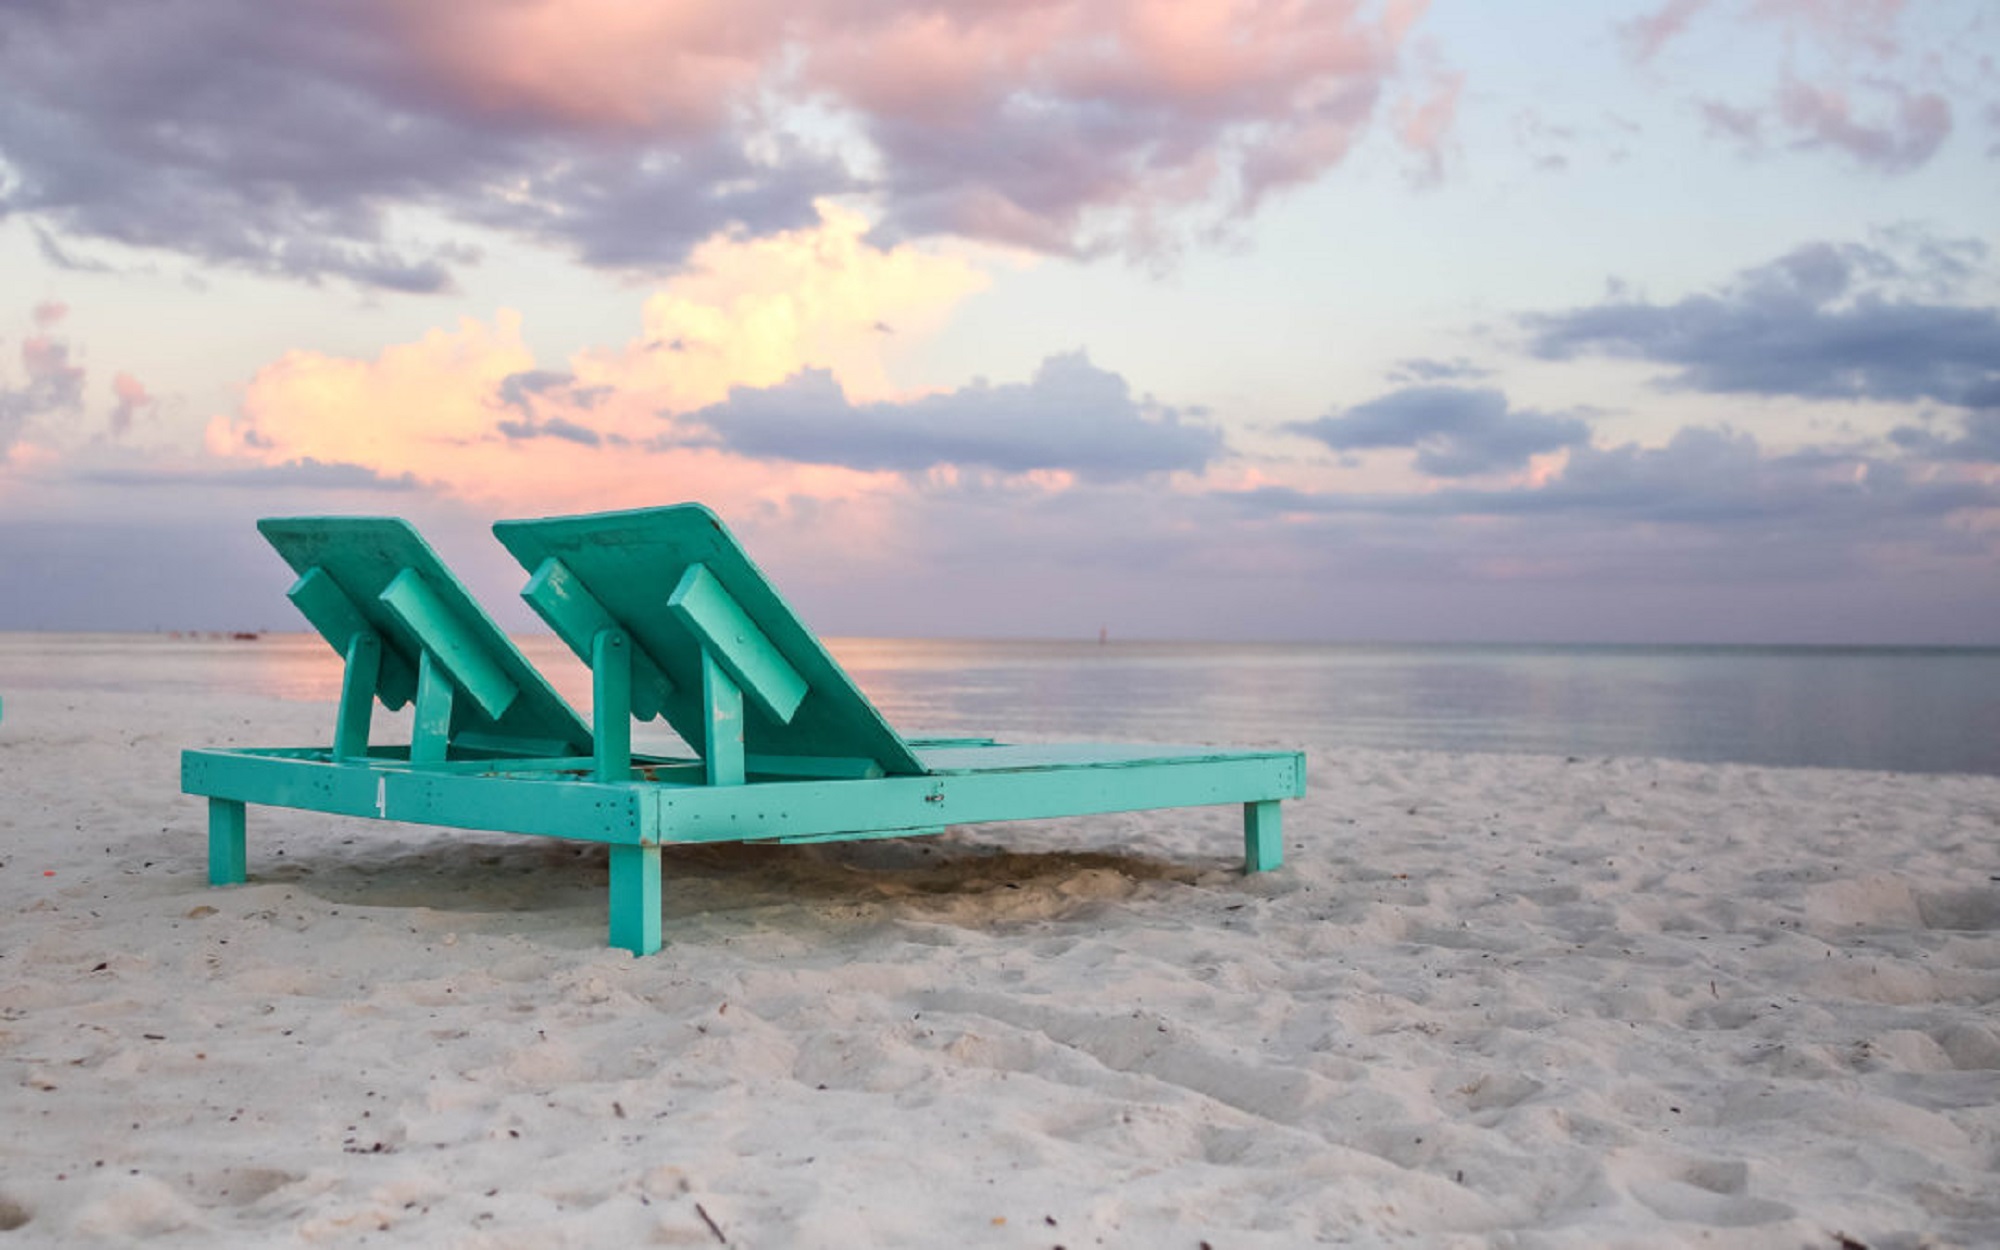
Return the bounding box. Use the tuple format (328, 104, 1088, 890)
(182, 505, 1306, 954)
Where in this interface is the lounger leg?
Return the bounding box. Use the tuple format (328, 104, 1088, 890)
(1244, 800, 1282, 873)
(592, 628, 633, 782)
(209, 799, 248, 885)
(608, 844, 662, 956)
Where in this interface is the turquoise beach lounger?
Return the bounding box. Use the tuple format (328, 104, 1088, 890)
(183, 506, 1305, 954)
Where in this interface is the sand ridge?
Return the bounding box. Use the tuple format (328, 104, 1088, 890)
(2, 684, 1998, 1246)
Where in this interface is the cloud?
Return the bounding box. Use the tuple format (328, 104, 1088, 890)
(820, 1, 1430, 253)
(749, 420, 2000, 643)
(495, 414, 608, 447)
(1224, 423, 2000, 609)
(1, 309, 87, 458)
(1620, 0, 1715, 63)
(1624, 0, 1911, 64)
(1700, 82, 1952, 173)
(1775, 78, 1951, 173)
(1754, 0, 1910, 59)
(1245, 425, 2000, 528)
(0, 0, 829, 290)
(1388, 356, 1491, 383)
(1525, 237, 2000, 411)
(571, 203, 989, 410)
(1289, 386, 1589, 477)
(682, 352, 1224, 480)
(495, 371, 610, 416)
(209, 311, 536, 471)
(77, 457, 420, 491)
(32, 225, 117, 274)
(1699, 98, 1766, 145)
(2, 0, 1437, 289)
(1889, 409, 2000, 463)
(1395, 64, 1465, 186)
(491, 370, 615, 444)
(109, 373, 153, 437)
(209, 205, 983, 512)
(1618, 0, 1961, 175)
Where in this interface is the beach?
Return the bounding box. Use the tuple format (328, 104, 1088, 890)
(2, 674, 1999, 1247)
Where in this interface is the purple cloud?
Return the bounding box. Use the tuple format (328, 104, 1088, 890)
(76, 458, 421, 491)
(1291, 386, 1590, 477)
(0, 0, 1432, 289)
(0, 310, 87, 457)
(1776, 78, 1952, 174)
(1525, 237, 2000, 411)
(1619, 0, 1715, 63)
(681, 352, 1223, 480)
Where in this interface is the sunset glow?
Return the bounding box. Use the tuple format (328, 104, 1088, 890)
(1, 0, 1994, 641)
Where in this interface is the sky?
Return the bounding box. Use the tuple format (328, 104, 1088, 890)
(1, 0, 1997, 643)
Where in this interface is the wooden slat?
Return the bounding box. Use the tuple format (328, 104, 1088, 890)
(332, 632, 380, 760)
(744, 754, 885, 780)
(701, 652, 746, 787)
(288, 565, 416, 709)
(287, 565, 368, 649)
(593, 628, 633, 782)
(641, 750, 1306, 846)
(666, 562, 808, 724)
(182, 748, 650, 843)
(522, 556, 674, 721)
(410, 650, 455, 765)
(379, 567, 520, 722)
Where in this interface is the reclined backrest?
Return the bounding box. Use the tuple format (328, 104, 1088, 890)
(261, 517, 592, 760)
(494, 504, 926, 778)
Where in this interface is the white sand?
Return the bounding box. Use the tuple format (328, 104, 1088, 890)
(2, 680, 1998, 1248)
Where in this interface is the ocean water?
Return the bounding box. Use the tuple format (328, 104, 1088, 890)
(5, 633, 1999, 777)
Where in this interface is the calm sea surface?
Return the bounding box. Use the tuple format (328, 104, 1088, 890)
(5, 633, 1999, 777)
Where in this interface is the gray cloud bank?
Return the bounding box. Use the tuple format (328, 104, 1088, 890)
(0, 0, 1422, 290)
(1290, 386, 1589, 477)
(680, 352, 1223, 480)
(1527, 237, 2000, 411)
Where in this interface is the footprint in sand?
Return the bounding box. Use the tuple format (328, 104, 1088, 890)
(187, 1166, 305, 1207)
(1457, 1071, 1545, 1114)
(1622, 1154, 1794, 1229)
(0, 1194, 32, 1232)
(67, 1174, 209, 1238)
(1913, 888, 2000, 932)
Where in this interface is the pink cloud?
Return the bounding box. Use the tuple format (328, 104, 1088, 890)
(8, 0, 1446, 285)
(378, 0, 768, 133)
(209, 205, 985, 515)
(1623, 0, 1954, 174)
(1396, 66, 1464, 186)
(1750, 0, 1908, 58)
(385, 0, 1435, 256)
(1699, 98, 1766, 144)
(2, 306, 87, 460)
(1777, 78, 1951, 171)
(110, 372, 153, 437)
(1620, 0, 1716, 63)
(1623, 0, 1908, 63)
